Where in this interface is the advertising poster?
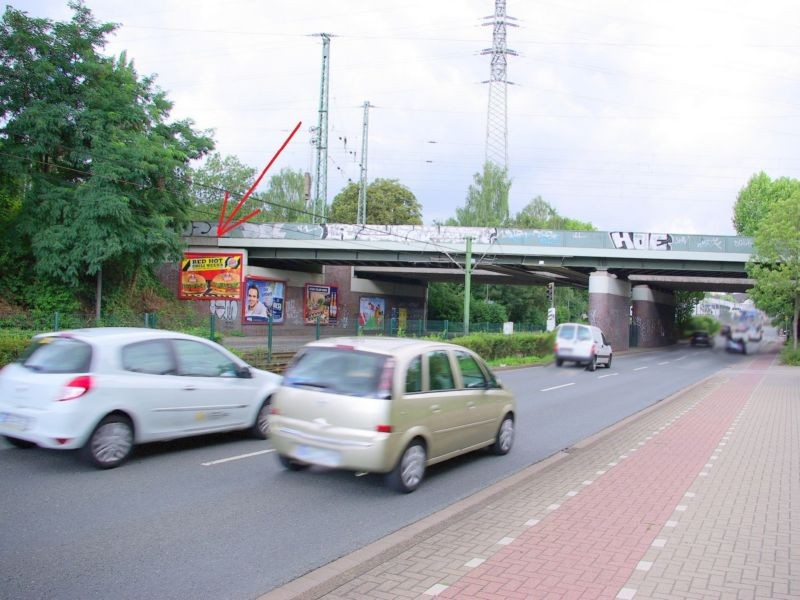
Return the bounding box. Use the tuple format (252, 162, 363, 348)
(359, 297, 385, 331)
(305, 284, 338, 325)
(180, 253, 242, 300)
(243, 277, 285, 323)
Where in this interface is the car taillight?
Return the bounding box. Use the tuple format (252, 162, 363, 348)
(376, 425, 392, 433)
(58, 375, 92, 401)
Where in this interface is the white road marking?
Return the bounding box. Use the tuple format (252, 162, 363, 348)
(634, 366, 648, 371)
(541, 383, 576, 392)
(597, 373, 618, 379)
(202, 449, 274, 466)
(658, 361, 670, 365)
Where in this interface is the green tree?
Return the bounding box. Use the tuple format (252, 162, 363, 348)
(733, 172, 800, 236)
(329, 179, 422, 224)
(451, 162, 511, 226)
(188, 153, 257, 222)
(261, 168, 311, 223)
(674, 291, 705, 332)
(0, 3, 213, 312)
(746, 192, 800, 350)
(512, 196, 596, 231)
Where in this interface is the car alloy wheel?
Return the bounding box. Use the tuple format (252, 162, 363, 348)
(490, 415, 514, 455)
(251, 400, 271, 439)
(84, 415, 134, 469)
(387, 441, 426, 493)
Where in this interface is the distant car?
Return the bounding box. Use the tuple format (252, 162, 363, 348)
(690, 331, 712, 347)
(553, 323, 612, 370)
(0, 328, 282, 469)
(269, 337, 516, 493)
(725, 337, 747, 354)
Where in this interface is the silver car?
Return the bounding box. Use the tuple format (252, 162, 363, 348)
(270, 337, 516, 493)
(0, 328, 282, 468)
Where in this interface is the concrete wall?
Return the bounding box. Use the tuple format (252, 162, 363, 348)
(632, 285, 676, 347)
(588, 271, 631, 352)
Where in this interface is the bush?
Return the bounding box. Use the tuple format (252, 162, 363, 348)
(449, 332, 555, 361)
(780, 344, 800, 366)
(683, 315, 720, 337)
(0, 329, 34, 366)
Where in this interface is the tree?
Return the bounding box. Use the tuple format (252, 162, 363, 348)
(0, 3, 214, 312)
(733, 172, 800, 236)
(746, 192, 800, 350)
(329, 179, 422, 224)
(188, 153, 257, 222)
(451, 162, 511, 226)
(261, 168, 311, 223)
(674, 291, 705, 332)
(512, 196, 596, 231)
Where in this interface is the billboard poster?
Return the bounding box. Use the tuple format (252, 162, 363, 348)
(180, 253, 243, 300)
(243, 277, 285, 324)
(305, 284, 338, 325)
(359, 297, 385, 331)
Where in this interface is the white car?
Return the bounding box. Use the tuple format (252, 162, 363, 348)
(553, 323, 613, 370)
(0, 328, 281, 468)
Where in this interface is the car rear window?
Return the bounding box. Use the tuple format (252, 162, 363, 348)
(20, 337, 92, 373)
(284, 347, 388, 397)
(557, 325, 576, 340)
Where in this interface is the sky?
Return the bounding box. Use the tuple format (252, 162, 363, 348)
(15, 0, 800, 235)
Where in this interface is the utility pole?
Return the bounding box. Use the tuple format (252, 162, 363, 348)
(357, 101, 371, 225)
(312, 33, 332, 224)
(463, 237, 473, 335)
(481, 0, 517, 169)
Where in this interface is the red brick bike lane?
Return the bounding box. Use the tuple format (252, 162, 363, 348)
(438, 355, 774, 600)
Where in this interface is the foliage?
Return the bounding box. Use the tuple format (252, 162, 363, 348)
(187, 153, 257, 222)
(0, 329, 32, 366)
(747, 191, 800, 351)
(779, 344, 800, 366)
(329, 179, 422, 224)
(682, 315, 720, 336)
(733, 172, 800, 236)
(450, 162, 511, 227)
(511, 196, 596, 231)
(261, 168, 311, 222)
(449, 332, 555, 361)
(0, 3, 213, 309)
(674, 291, 705, 332)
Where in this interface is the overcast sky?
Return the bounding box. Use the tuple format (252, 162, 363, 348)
(17, 0, 800, 235)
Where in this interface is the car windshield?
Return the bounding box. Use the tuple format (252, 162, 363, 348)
(283, 347, 388, 397)
(21, 336, 92, 373)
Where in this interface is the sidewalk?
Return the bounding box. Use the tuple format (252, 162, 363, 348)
(260, 350, 799, 600)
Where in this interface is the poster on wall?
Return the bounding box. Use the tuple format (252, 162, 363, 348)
(305, 284, 338, 325)
(180, 253, 243, 300)
(359, 297, 385, 331)
(243, 277, 285, 323)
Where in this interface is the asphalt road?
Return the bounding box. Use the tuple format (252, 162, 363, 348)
(0, 337, 773, 600)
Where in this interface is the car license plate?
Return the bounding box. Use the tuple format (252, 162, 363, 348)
(295, 444, 341, 467)
(0, 412, 31, 432)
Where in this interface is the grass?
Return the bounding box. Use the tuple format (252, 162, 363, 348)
(488, 353, 554, 369)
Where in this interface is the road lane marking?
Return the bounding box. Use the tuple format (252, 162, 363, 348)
(597, 373, 618, 379)
(658, 361, 670, 365)
(634, 366, 648, 371)
(541, 383, 576, 392)
(201, 449, 274, 466)
(675, 356, 686, 361)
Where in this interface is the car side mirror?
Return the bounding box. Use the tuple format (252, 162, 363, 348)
(236, 366, 253, 379)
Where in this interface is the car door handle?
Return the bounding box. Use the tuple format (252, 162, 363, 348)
(183, 385, 197, 391)
(467, 401, 476, 409)
(430, 404, 441, 413)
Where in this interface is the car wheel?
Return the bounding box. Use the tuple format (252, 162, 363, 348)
(586, 355, 597, 371)
(385, 440, 426, 493)
(82, 414, 134, 469)
(250, 399, 271, 439)
(605, 354, 612, 369)
(277, 453, 309, 471)
(3, 435, 36, 449)
(555, 358, 563, 367)
(489, 415, 514, 455)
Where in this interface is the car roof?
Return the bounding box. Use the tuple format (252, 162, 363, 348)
(33, 327, 198, 344)
(301, 336, 467, 356)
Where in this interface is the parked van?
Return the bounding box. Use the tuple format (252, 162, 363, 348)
(553, 323, 612, 371)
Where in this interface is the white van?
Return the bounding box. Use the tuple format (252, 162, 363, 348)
(553, 323, 613, 371)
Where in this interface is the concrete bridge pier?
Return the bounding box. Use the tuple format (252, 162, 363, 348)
(588, 270, 631, 352)
(631, 285, 677, 347)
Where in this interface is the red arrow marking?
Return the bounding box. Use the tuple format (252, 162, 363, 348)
(217, 120, 302, 236)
